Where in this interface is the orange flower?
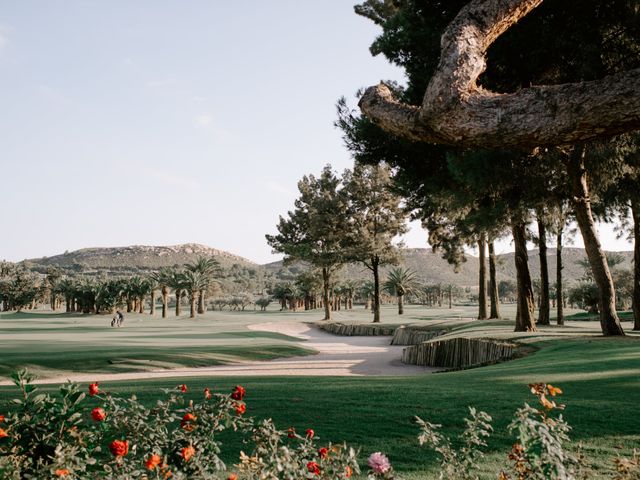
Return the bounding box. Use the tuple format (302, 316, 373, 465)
(306, 428, 315, 439)
(318, 447, 328, 458)
(181, 445, 195, 461)
(88, 382, 99, 396)
(109, 439, 129, 457)
(91, 407, 106, 422)
(345, 465, 353, 478)
(227, 474, 238, 480)
(55, 469, 70, 477)
(307, 461, 320, 475)
(547, 384, 563, 397)
(181, 413, 197, 430)
(231, 385, 245, 401)
(204, 388, 212, 400)
(145, 454, 162, 471)
(179, 384, 188, 393)
(0, 428, 8, 438)
(234, 402, 246, 415)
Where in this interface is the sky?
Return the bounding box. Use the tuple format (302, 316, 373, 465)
(0, 2, 634, 264)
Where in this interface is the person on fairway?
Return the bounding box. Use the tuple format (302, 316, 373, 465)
(117, 310, 124, 327)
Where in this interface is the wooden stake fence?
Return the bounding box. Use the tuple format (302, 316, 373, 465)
(318, 322, 396, 336)
(390, 326, 448, 345)
(401, 337, 517, 368)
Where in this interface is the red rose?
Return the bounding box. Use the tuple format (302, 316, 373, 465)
(145, 454, 162, 470)
(234, 402, 246, 415)
(91, 407, 106, 422)
(88, 382, 99, 396)
(318, 447, 328, 458)
(109, 439, 129, 457)
(179, 384, 188, 393)
(181, 413, 197, 429)
(306, 428, 315, 439)
(287, 427, 296, 438)
(204, 388, 212, 400)
(0, 415, 5, 422)
(231, 385, 245, 400)
(181, 445, 195, 461)
(307, 461, 321, 475)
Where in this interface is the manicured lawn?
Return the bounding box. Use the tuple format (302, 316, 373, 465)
(0, 309, 314, 379)
(1, 338, 638, 478)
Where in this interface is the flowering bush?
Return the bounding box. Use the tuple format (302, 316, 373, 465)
(0, 372, 637, 479)
(0, 370, 359, 479)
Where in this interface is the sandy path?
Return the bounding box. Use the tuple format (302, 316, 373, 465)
(2, 321, 437, 385)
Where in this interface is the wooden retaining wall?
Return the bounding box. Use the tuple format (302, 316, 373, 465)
(401, 337, 517, 369)
(390, 325, 447, 345)
(318, 322, 396, 336)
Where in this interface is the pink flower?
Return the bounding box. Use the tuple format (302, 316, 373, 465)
(368, 452, 391, 474)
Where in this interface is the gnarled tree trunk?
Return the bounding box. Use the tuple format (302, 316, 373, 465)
(537, 217, 550, 325)
(488, 241, 500, 319)
(632, 198, 640, 331)
(150, 289, 156, 316)
(359, 0, 640, 148)
(567, 147, 624, 336)
(322, 267, 332, 321)
(477, 236, 488, 319)
(556, 230, 564, 326)
(372, 257, 381, 323)
(512, 221, 536, 332)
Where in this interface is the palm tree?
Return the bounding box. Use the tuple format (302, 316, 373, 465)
(384, 267, 419, 315)
(150, 268, 173, 318)
(181, 270, 207, 318)
(360, 281, 375, 311)
(185, 256, 220, 314)
(167, 270, 187, 317)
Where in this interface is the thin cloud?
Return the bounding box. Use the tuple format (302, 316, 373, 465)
(150, 169, 201, 191)
(195, 113, 213, 127)
(0, 26, 9, 52)
(266, 180, 296, 197)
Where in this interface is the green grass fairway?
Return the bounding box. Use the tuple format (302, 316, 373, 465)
(0, 305, 638, 477)
(0, 309, 315, 379)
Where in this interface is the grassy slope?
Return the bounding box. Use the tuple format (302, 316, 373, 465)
(0, 310, 313, 379)
(0, 305, 638, 478)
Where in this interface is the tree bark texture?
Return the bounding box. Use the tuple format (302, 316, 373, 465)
(488, 241, 500, 319)
(162, 287, 169, 318)
(477, 237, 488, 319)
(512, 221, 536, 332)
(567, 148, 625, 336)
(556, 230, 564, 326)
(359, 0, 640, 148)
(175, 289, 182, 316)
(398, 294, 404, 315)
(150, 290, 156, 316)
(632, 198, 640, 331)
(198, 289, 206, 314)
(322, 267, 332, 321)
(373, 257, 381, 323)
(537, 219, 550, 325)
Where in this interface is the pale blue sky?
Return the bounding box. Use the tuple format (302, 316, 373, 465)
(0, 2, 632, 264)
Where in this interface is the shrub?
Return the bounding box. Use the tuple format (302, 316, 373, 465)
(0, 370, 359, 479)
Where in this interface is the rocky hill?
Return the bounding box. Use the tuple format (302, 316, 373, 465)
(21, 243, 633, 288)
(23, 244, 258, 276)
(265, 247, 634, 288)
